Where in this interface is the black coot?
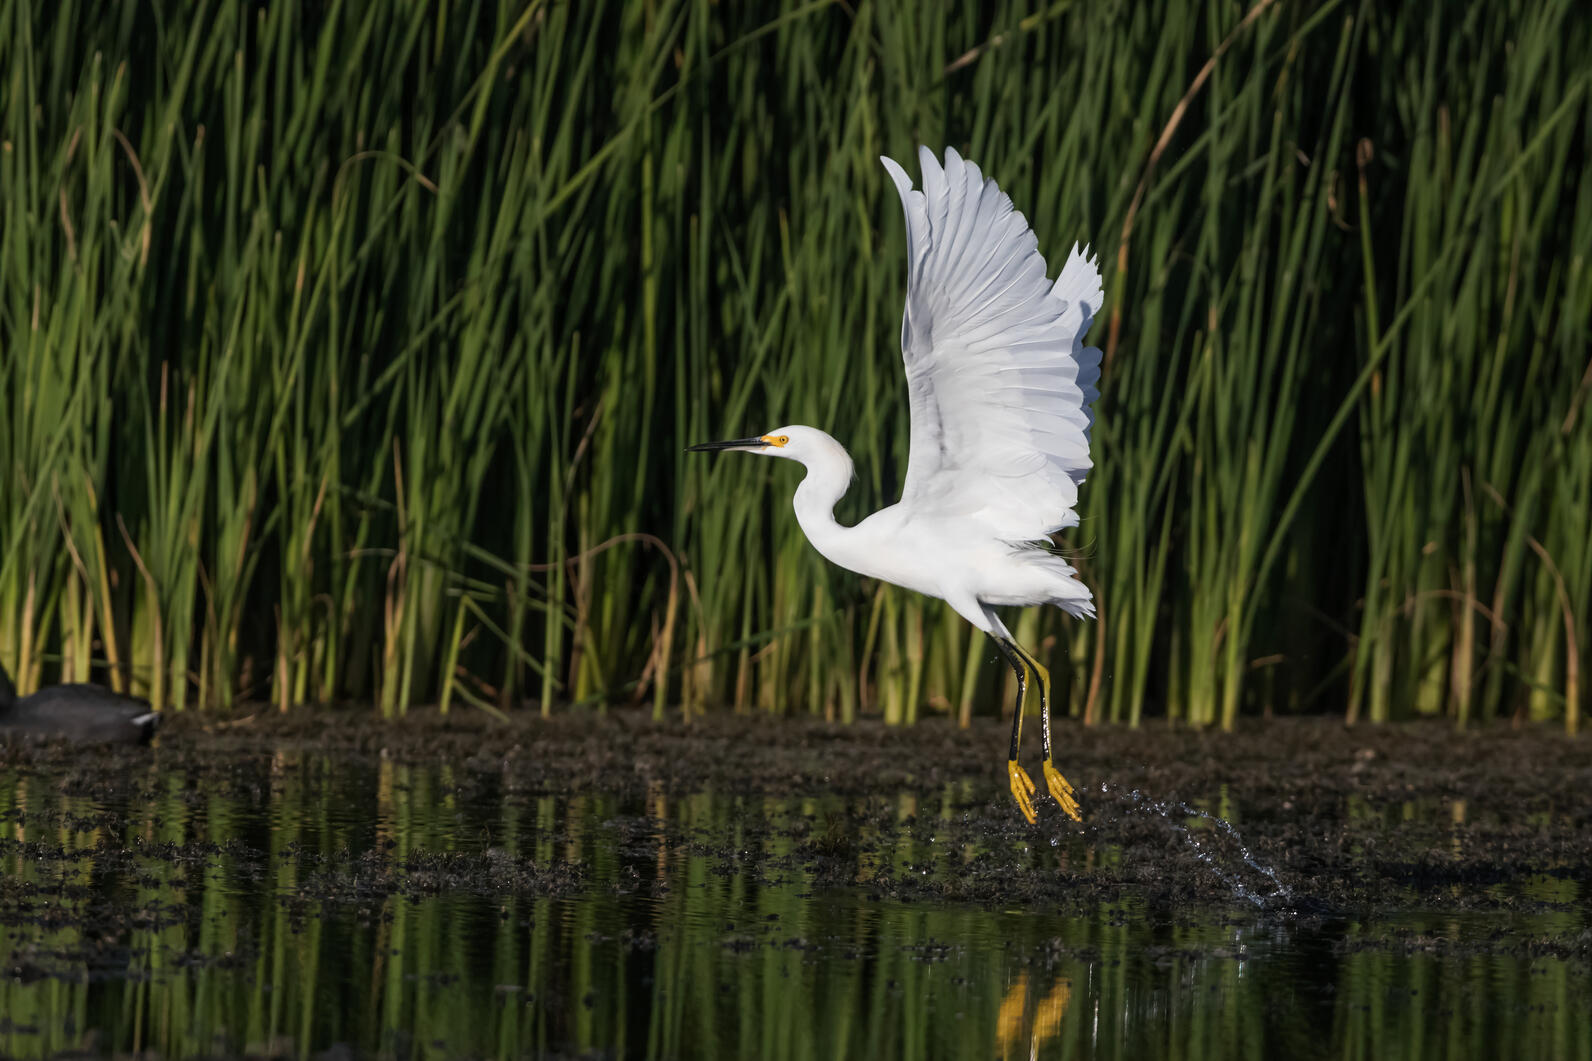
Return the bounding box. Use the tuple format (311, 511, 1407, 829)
(0, 660, 161, 745)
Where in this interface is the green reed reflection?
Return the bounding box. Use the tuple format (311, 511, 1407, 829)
(0, 757, 1586, 1060)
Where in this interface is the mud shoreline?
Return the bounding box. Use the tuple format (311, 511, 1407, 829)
(6, 711, 1587, 923)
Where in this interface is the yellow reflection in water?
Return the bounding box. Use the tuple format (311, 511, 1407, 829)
(996, 971, 1072, 1059)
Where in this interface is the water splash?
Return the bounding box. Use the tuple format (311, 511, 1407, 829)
(1104, 783, 1291, 909)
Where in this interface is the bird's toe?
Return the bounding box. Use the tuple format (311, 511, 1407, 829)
(1043, 759, 1082, 822)
(1007, 760, 1038, 824)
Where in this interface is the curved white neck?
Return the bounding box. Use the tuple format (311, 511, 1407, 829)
(794, 471, 848, 542)
(790, 448, 856, 566)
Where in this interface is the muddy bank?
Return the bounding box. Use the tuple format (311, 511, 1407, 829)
(5, 711, 1588, 923)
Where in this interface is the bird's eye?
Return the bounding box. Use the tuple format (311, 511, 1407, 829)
(776, 435, 790, 446)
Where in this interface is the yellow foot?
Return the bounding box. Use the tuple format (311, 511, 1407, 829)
(1007, 760, 1037, 824)
(1043, 758, 1082, 822)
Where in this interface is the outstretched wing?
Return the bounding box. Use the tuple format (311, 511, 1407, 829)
(880, 146, 1103, 539)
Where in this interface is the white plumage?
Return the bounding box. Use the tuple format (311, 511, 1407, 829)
(689, 146, 1104, 823)
(882, 148, 1102, 542)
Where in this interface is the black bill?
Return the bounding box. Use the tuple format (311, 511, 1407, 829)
(685, 437, 769, 452)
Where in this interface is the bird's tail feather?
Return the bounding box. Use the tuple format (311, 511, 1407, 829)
(1017, 546, 1095, 620)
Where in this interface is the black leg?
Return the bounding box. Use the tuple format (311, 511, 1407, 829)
(993, 636, 1026, 759)
(1008, 639, 1052, 762)
(993, 636, 1037, 823)
(1011, 637, 1080, 822)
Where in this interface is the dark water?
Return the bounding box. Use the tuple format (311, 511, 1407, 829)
(0, 752, 1586, 1060)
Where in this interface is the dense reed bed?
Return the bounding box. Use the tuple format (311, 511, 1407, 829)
(1, 0, 1587, 728)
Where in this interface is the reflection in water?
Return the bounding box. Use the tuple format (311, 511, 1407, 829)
(996, 972, 1072, 1059)
(0, 754, 1585, 1059)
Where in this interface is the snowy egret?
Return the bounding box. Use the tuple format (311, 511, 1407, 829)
(689, 146, 1102, 824)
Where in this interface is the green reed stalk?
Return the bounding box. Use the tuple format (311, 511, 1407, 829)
(0, 0, 1586, 728)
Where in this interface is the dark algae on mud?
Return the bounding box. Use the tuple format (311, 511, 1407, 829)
(0, 714, 1588, 1059)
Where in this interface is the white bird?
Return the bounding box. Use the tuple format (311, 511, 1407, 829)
(689, 146, 1103, 824)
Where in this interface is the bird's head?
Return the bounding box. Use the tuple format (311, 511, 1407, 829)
(687, 425, 853, 477)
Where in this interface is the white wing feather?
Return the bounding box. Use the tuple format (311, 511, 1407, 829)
(880, 146, 1103, 539)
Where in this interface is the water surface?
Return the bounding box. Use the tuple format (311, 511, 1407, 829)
(0, 745, 1585, 1059)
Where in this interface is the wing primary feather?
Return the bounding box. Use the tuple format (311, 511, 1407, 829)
(881, 148, 1104, 541)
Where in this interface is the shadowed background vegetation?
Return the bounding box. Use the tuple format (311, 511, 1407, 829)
(1, 0, 1588, 728)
